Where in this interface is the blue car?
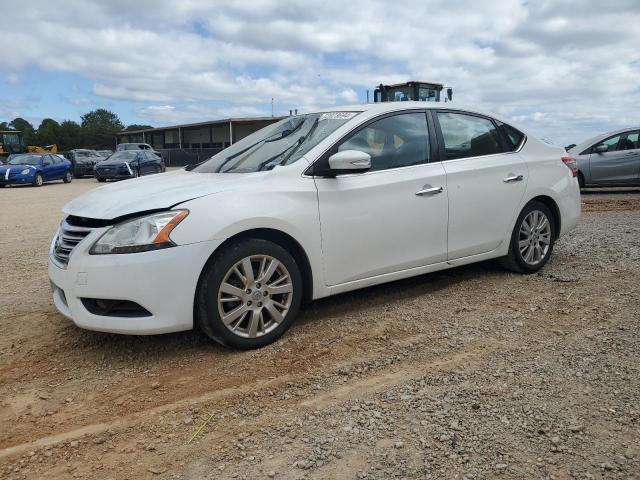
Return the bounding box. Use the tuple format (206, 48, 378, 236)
(0, 153, 73, 187)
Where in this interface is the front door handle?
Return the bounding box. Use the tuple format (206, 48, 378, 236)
(415, 186, 443, 196)
(503, 174, 524, 183)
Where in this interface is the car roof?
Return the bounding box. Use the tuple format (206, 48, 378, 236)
(569, 127, 640, 154)
(309, 102, 530, 136)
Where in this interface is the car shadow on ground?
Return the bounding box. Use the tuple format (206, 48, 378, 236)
(56, 259, 505, 359)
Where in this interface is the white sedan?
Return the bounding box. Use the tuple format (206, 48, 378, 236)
(49, 103, 581, 349)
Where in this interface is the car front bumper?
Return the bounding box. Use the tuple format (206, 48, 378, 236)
(94, 168, 134, 180)
(48, 229, 221, 335)
(0, 169, 36, 185)
(74, 163, 95, 176)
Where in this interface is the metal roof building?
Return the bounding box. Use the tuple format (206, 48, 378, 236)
(116, 116, 283, 166)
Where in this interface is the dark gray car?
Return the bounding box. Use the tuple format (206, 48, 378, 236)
(569, 128, 640, 187)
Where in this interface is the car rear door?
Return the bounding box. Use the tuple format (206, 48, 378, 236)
(433, 110, 528, 260)
(589, 131, 639, 185)
(313, 110, 448, 286)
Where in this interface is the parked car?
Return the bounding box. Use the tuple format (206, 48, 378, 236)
(68, 149, 103, 177)
(568, 128, 640, 187)
(94, 150, 165, 182)
(0, 153, 72, 187)
(97, 150, 113, 159)
(49, 103, 580, 349)
(116, 142, 163, 159)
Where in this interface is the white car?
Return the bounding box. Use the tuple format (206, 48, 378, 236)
(49, 103, 581, 349)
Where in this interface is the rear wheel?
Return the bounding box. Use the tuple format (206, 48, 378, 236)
(196, 239, 302, 349)
(33, 173, 44, 187)
(63, 170, 72, 183)
(500, 201, 556, 274)
(577, 172, 585, 188)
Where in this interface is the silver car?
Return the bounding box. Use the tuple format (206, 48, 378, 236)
(569, 128, 640, 187)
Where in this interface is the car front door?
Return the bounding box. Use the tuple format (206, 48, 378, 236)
(313, 111, 448, 286)
(589, 131, 640, 185)
(433, 110, 528, 260)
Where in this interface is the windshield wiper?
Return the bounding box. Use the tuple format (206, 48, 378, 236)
(254, 118, 320, 172)
(280, 118, 319, 166)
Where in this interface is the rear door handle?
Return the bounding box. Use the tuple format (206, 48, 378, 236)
(415, 186, 443, 196)
(503, 174, 524, 183)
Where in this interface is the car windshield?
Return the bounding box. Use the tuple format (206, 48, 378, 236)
(8, 154, 41, 165)
(75, 151, 93, 157)
(108, 151, 138, 161)
(118, 144, 141, 151)
(193, 112, 360, 173)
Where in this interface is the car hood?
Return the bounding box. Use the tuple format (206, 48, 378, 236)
(0, 164, 36, 172)
(96, 159, 131, 167)
(62, 169, 269, 220)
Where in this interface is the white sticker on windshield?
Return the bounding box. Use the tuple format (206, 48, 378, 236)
(319, 112, 358, 121)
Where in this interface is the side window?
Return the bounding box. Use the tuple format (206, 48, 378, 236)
(337, 112, 429, 171)
(594, 134, 621, 153)
(496, 121, 525, 152)
(437, 112, 503, 160)
(620, 131, 639, 151)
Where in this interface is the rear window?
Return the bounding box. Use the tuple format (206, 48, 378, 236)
(497, 121, 526, 151)
(437, 112, 503, 160)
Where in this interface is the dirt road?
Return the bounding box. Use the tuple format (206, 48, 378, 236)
(1, 180, 638, 479)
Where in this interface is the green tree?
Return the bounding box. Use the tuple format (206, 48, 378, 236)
(9, 117, 36, 145)
(0, 121, 10, 130)
(124, 124, 154, 132)
(81, 109, 124, 149)
(58, 120, 83, 151)
(35, 118, 61, 146)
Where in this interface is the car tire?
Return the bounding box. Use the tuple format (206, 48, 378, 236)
(63, 170, 72, 183)
(33, 173, 44, 187)
(196, 239, 303, 349)
(96, 177, 106, 182)
(500, 201, 556, 274)
(577, 172, 585, 188)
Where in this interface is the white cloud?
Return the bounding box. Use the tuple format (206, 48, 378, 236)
(1, 0, 639, 144)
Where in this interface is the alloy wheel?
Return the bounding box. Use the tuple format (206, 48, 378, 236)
(518, 210, 551, 265)
(217, 255, 293, 338)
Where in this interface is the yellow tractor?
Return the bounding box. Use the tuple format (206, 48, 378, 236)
(27, 144, 58, 154)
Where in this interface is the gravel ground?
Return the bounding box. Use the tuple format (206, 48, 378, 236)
(0, 179, 638, 480)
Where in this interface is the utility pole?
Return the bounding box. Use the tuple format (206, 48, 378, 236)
(271, 98, 274, 117)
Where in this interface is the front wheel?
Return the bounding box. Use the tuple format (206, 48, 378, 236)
(33, 173, 44, 187)
(500, 201, 556, 273)
(63, 170, 72, 183)
(196, 239, 303, 349)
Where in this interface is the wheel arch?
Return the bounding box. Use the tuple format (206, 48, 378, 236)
(528, 195, 561, 239)
(200, 228, 314, 303)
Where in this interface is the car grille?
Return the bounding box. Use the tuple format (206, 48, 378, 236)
(53, 220, 95, 267)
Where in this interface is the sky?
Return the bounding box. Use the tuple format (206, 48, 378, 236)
(1, 0, 639, 146)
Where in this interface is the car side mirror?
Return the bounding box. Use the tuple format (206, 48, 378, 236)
(328, 150, 371, 173)
(594, 144, 608, 154)
(43, 162, 51, 166)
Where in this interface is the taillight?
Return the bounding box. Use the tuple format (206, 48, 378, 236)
(561, 156, 578, 177)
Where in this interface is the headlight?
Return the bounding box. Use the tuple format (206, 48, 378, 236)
(21, 168, 31, 175)
(90, 210, 189, 254)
